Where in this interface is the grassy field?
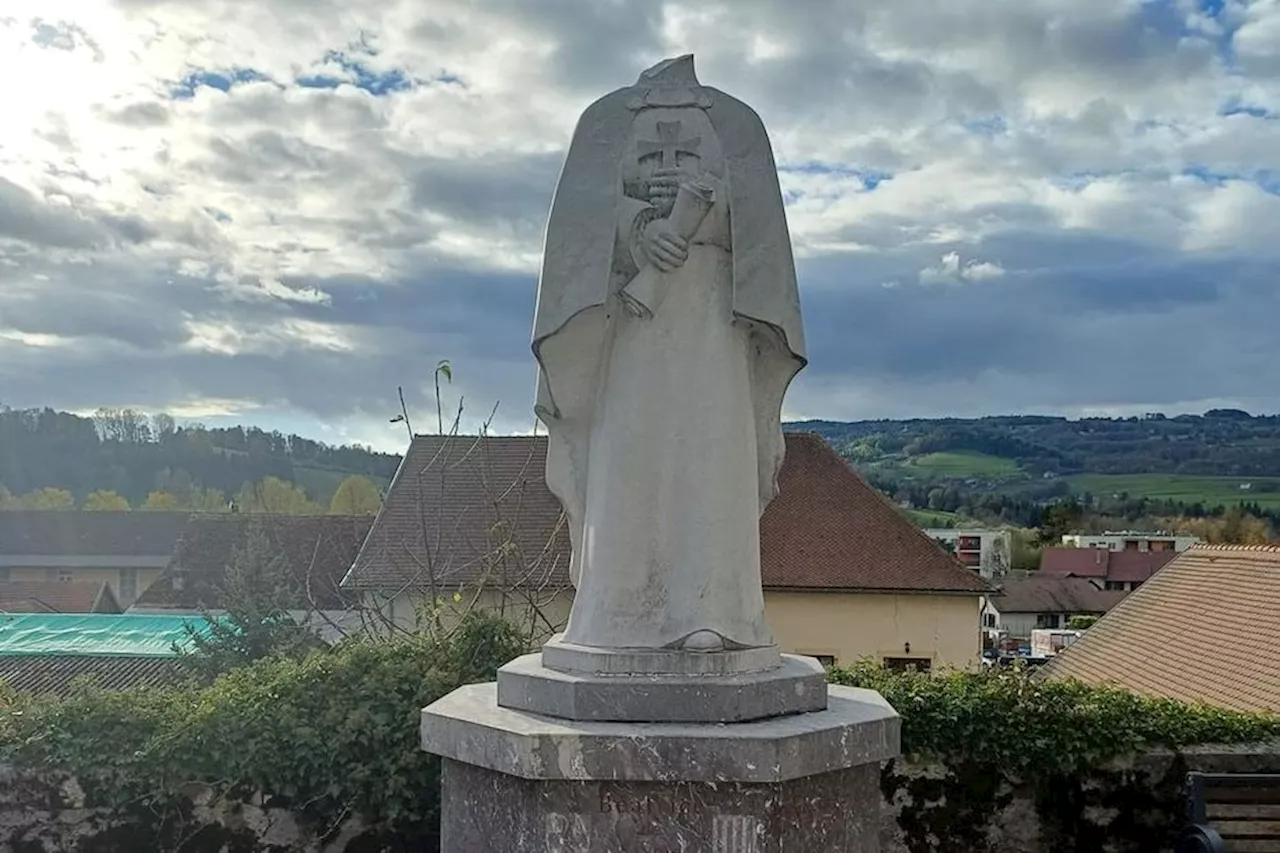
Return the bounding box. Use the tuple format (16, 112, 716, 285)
(907, 451, 1025, 480)
(904, 508, 976, 528)
(1067, 474, 1280, 510)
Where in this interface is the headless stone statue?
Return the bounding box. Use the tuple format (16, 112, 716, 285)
(532, 55, 806, 659)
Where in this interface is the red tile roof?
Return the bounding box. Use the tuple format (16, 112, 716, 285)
(0, 511, 191, 557)
(1108, 550, 1176, 583)
(344, 433, 991, 595)
(1039, 547, 1175, 583)
(136, 514, 373, 611)
(0, 581, 120, 614)
(760, 434, 991, 594)
(1039, 547, 1110, 578)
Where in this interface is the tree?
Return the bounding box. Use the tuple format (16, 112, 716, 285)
(235, 476, 320, 514)
(0, 484, 16, 509)
(329, 476, 382, 515)
(141, 491, 181, 511)
(83, 490, 130, 511)
(189, 487, 230, 512)
(20, 487, 74, 510)
(1068, 615, 1099, 630)
(177, 520, 320, 682)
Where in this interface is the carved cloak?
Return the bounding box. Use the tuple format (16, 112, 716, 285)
(531, 67, 807, 587)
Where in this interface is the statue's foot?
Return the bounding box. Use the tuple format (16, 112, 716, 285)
(678, 630, 726, 652)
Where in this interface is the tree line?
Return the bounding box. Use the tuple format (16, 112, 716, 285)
(0, 406, 397, 514)
(798, 410, 1280, 478)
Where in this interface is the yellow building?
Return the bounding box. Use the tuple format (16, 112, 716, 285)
(344, 433, 991, 671)
(0, 511, 189, 607)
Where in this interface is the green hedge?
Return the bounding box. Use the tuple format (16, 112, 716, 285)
(829, 662, 1280, 775)
(0, 613, 526, 843)
(0, 634, 1276, 846)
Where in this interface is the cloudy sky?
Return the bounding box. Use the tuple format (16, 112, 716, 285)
(1, 0, 1278, 452)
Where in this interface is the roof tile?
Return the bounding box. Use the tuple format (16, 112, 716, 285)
(1044, 546, 1280, 714)
(345, 433, 991, 595)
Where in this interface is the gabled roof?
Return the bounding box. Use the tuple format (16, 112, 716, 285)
(760, 434, 991, 594)
(135, 514, 374, 611)
(1044, 546, 1280, 714)
(343, 435, 571, 591)
(0, 581, 120, 614)
(0, 511, 191, 558)
(1039, 547, 1175, 583)
(343, 433, 991, 595)
(989, 576, 1128, 615)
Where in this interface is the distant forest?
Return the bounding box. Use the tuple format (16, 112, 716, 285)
(0, 406, 400, 509)
(5, 405, 1280, 533)
(793, 409, 1280, 478)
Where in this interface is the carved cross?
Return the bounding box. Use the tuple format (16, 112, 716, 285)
(638, 121, 701, 168)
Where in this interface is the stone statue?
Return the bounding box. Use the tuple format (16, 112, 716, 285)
(532, 55, 806, 657)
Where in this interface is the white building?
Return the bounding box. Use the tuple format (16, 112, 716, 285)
(1060, 531, 1200, 553)
(925, 528, 1013, 578)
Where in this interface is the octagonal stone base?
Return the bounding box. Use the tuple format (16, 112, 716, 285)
(421, 683, 900, 852)
(496, 652, 828, 723)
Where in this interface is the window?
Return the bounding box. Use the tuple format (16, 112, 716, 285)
(1035, 613, 1061, 629)
(1104, 580, 1125, 591)
(119, 568, 138, 602)
(983, 613, 998, 628)
(57, 569, 73, 583)
(883, 657, 932, 673)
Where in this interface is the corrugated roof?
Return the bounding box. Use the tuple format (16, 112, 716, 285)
(1044, 546, 1280, 714)
(0, 581, 120, 614)
(344, 433, 991, 595)
(136, 514, 373, 611)
(0, 613, 213, 657)
(0, 511, 191, 557)
(991, 576, 1128, 615)
(0, 655, 181, 696)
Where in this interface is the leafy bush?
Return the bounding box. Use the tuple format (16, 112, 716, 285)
(829, 662, 1280, 776)
(0, 612, 526, 841)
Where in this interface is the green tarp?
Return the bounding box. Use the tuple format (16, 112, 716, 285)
(0, 614, 218, 658)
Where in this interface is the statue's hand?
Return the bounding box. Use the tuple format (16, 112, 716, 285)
(642, 219, 688, 273)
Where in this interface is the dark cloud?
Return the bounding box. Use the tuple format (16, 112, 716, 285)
(0, 179, 105, 249)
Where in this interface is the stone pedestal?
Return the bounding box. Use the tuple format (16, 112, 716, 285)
(421, 681, 900, 852)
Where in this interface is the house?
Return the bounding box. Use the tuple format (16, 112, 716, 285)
(132, 514, 375, 642)
(0, 580, 120, 614)
(1043, 546, 1280, 714)
(923, 528, 1012, 577)
(342, 433, 992, 670)
(1061, 532, 1200, 553)
(0, 511, 191, 607)
(1039, 546, 1176, 591)
(0, 613, 213, 696)
(983, 575, 1128, 640)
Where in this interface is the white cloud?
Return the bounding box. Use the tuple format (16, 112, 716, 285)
(0, 0, 1278, 443)
(919, 251, 1006, 284)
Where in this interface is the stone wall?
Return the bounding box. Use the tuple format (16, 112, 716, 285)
(880, 741, 1280, 853)
(0, 742, 1276, 851)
